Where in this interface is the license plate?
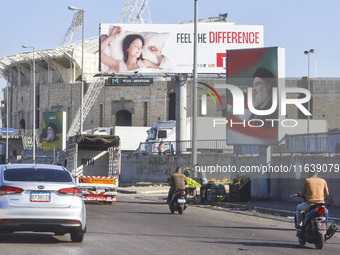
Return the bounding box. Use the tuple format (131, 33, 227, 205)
(79, 178, 115, 184)
(84, 195, 106, 201)
(177, 198, 186, 203)
(31, 191, 51, 202)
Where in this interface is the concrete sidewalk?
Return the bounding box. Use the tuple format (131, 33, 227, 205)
(118, 185, 340, 224)
(118, 185, 169, 194)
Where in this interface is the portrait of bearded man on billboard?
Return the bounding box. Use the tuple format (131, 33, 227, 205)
(248, 67, 278, 128)
(226, 47, 283, 145)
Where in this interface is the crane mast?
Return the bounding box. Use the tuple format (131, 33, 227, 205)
(118, 0, 152, 24)
(61, 9, 84, 46)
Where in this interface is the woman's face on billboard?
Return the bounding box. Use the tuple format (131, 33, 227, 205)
(127, 38, 143, 58)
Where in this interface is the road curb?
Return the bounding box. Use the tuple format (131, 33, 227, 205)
(211, 201, 340, 224)
(118, 188, 169, 195)
(118, 189, 137, 194)
(117, 187, 340, 225)
(212, 201, 295, 216)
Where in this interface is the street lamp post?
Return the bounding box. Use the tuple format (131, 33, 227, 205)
(22, 45, 36, 163)
(192, 0, 198, 168)
(69, 5, 85, 133)
(304, 49, 314, 134)
(6, 78, 9, 164)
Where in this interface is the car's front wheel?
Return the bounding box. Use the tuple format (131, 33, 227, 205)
(70, 231, 84, 242)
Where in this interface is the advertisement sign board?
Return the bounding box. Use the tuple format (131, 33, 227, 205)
(99, 23, 263, 74)
(224, 47, 285, 145)
(42, 112, 66, 152)
(106, 77, 153, 86)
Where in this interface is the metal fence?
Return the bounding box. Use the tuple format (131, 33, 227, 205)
(17, 132, 340, 157)
(236, 133, 340, 156)
(135, 139, 234, 155)
(134, 133, 340, 156)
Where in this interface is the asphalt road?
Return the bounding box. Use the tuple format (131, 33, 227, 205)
(0, 193, 339, 255)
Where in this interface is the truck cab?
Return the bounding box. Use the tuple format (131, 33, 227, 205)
(146, 121, 176, 154)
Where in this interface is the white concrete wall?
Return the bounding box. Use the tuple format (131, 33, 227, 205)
(120, 153, 340, 206)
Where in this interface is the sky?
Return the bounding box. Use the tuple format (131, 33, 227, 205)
(1, 0, 340, 99)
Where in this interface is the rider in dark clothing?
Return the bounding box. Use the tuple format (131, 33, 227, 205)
(167, 167, 188, 203)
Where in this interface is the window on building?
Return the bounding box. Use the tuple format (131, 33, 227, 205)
(20, 119, 25, 129)
(100, 104, 103, 127)
(143, 102, 148, 126)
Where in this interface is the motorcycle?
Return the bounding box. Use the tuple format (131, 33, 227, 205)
(292, 193, 338, 249)
(169, 189, 187, 214)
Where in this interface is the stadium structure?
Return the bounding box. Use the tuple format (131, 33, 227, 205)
(1, 2, 340, 163)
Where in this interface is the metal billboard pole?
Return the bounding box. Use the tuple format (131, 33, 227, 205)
(304, 49, 314, 134)
(6, 78, 9, 164)
(192, 0, 198, 167)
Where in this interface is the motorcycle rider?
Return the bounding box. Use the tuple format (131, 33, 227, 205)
(167, 167, 188, 203)
(295, 172, 329, 228)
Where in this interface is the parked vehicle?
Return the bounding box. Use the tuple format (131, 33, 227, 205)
(144, 117, 227, 154)
(0, 164, 86, 242)
(292, 193, 338, 249)
(67, 134, 121, 204)
(169, 189, 187, 215)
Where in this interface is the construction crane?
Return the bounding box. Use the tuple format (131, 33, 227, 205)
(118, 0, 152, 24)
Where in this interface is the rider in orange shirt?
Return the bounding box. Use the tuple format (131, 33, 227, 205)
(295, 172, 329, 228)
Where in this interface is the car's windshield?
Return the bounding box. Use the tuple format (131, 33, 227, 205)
(4, 168, 73, 182)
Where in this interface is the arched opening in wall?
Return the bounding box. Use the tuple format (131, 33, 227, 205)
(116, 110, 132, 126)
(19, 119, 25, 129)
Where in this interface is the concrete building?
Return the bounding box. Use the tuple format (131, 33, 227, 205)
(1, 39, 340, 205)
(1, 39, 340, 152)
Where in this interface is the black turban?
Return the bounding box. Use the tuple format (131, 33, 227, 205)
(253, 67, 277, 87)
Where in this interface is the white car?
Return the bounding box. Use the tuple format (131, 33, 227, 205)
(0, 164, 86, 242)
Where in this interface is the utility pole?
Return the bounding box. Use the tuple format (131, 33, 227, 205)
(192, 0, 198, 167)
